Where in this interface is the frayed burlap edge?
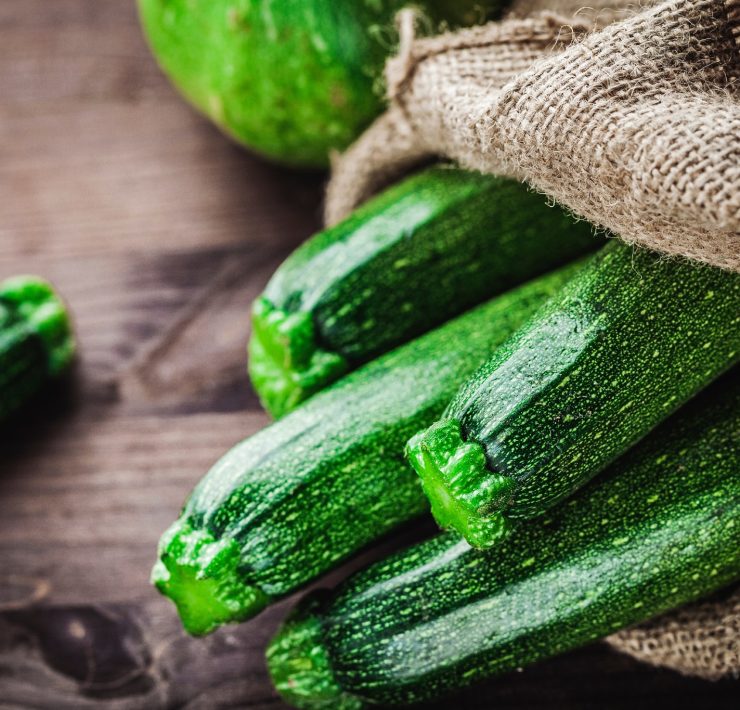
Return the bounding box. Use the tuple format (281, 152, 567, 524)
(326, 11, 593, 225)
(326, 0, 740, 271)
(505, 0, 658, 24)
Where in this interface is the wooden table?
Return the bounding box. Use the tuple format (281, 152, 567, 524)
(0, 2, 736, 707)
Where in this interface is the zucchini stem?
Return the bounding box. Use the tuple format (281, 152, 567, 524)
(267, 602, 363, 710)
(152, 520, 269, 636)
(0, 275, 75, 376)
(406, 419, 513, 548)
(249, 297, 348, 418)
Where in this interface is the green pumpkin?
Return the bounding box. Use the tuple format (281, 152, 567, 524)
(137, 1, 506, 166)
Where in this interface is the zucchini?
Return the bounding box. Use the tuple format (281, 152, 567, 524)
(268, 371, 740, 708)
(408, 241, 740, 548)
(0, 276, 75, 422)
(249, 166, 597, 417)
(152, 264, 582, 635)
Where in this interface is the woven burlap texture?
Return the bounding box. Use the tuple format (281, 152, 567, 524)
(326, 0, 740, 680)
(608, 588, 740, 680)
(326, 0, 740, 271)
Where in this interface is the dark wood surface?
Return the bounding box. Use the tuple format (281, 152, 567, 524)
(0, 2, 737, 708)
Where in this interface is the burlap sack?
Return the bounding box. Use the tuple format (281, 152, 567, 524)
(326, 0, 740, 272)
(325, 0, 740, 680)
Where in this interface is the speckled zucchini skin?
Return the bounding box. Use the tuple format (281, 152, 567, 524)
(268, 372, 740, 708)
(137, 1, 507, 166)
(0, 276, 75, 422)
(250, 166, 597, 417)
(152, 264, 581, 635)
(408, 241, 740, 547)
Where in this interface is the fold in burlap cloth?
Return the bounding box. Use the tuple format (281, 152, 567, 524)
(326, 0, 740, 679)
(327, 0, 740, 272)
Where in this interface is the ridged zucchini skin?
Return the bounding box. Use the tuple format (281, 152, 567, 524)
(408, 241, 740, 548)
(249, 166, 597, 417)
(0, 276, 75, 422)
(268, 372, 740, 708)
(152, 264, 582, 635)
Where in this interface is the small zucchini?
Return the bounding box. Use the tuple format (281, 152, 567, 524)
(268, 371, 740, 709)
(152, 264, 581, 635)
(408, 241, 740, 548)
(0, 276, 75, 422)
(249, 166, 597, 417)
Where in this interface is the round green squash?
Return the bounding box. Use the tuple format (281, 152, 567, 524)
(137, 1, 506, 166)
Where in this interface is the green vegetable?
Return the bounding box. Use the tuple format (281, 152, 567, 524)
(152, 264, 582, 635)
(137, 1, 508, 167)
(0, 276, 75, 422)
(250, 166, 596, 417)
(268, 371, 740, 708)
(408, 241, 740, 548)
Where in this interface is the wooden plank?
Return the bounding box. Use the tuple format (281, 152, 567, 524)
(0, 101, 324, 258)
(0, 411, 265, 604)
(0, 0, 164, 104)
(0, 598, 291, 709)
(0, 0, 325, 260)
(0, 244, 290, 411)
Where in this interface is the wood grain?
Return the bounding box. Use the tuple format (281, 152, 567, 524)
(0, 1, 736, 707)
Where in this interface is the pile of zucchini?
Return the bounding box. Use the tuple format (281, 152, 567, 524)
(153, 166, 740, 706)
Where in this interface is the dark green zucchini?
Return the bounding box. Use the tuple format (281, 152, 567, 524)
(408, 240, 740, 548)
(0, 276, 75, 422)
(152, 263, 582, 635)
(268, 371, 740, 708)
(249, 165, 597, 417)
